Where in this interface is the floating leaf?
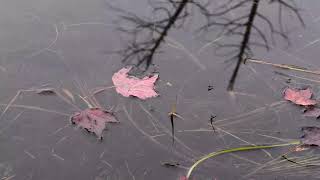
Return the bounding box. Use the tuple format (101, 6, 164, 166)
(112, 66, 159, 100)
(304, 107, 320, 118)
(70, 107, 118, 139)
(301, 126, 320, 146)
(283, 88, 317, 106)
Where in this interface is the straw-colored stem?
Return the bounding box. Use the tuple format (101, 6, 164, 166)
(186, 140, 300, 179)
(247, 59, 320, 75)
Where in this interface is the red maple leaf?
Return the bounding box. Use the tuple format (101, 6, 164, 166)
(112, 66, 159, 100)
(283, 88, 317, 106)
(70, 107, 118, 139)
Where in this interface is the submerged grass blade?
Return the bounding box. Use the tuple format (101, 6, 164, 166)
(78, 95, 94, 108)
(186, 140, 300, 179)
(0, 90, 33, 120)
(247, 58, 320, 75)
(0, 103, 70, 116)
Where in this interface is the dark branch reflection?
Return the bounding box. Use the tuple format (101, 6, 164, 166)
(111, 0, 304, 90)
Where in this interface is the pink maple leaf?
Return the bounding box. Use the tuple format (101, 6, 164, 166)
(112, 66, 159, 100)
(70, 107, 118, 139)
(283, 88, 317, 106)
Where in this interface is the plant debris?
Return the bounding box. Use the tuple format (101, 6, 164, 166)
(301, 126, 320, 146)
(283, 88, 317, 106)
(304, 107, 320, 118)
(209, 114, 217, 131)
(35, 88, 56, 95)
(112, 66, 159, 100)
(62, 88, 75, 102)
(208, 85, 214, 91)
(168, 96, 181, 145)
(161, 161, 180, 168)
(247, 58, 320, 75)
(179, 176, 188, 180)
(293, 145, 309, 152)
(281, 155, 303, 166)
(70, 107, 119, 139)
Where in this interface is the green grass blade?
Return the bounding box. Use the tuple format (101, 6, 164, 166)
(186, 140, 301, 178)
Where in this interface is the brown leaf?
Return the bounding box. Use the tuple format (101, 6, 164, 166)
(283, 88, 317, 106)
(70, 107, 118, 139)
(112, 66, 159, 100)
(301, 126, 320, 146)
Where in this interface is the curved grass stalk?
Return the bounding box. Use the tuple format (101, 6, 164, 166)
(186, 140, 301, 179)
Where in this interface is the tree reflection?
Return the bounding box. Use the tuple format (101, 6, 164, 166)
(111, 0, 304, 90)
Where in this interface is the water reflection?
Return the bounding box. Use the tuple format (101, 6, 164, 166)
(111, 0, 304, 90)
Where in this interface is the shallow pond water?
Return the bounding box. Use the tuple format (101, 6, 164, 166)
(1, 0, 320, 180)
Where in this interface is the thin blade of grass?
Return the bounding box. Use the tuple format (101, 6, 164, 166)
(0, 89, 34, 120)
(186, 141, 300, 179)
(62, 88, 75, 102)
(0, 103, 70, 116)
(247, 58, 320, 75)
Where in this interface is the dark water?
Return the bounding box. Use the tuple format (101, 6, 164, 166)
(1, 0, 320, 180)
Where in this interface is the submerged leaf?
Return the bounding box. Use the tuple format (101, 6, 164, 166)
(112, 66, 159, 100)
(179, 176, 188, 180)
(301, 126, 320, 146)
(283, 88, 317, 106)
(304, 107, 320, 118)
(70, 107, 118, 139)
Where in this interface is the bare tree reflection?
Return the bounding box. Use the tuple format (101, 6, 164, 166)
(111, 0, 304, 90)
(110, 0, 192, 70)
(204, 0, 304, 90)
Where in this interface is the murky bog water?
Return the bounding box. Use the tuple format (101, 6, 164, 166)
(0, 0, 320, 180)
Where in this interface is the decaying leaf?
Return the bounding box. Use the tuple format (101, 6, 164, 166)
(283, 88, 320, 118)
(70, 107, 118, 139)
(301, 126, 320, 146)
(304, 107, 320, 118)
(283, 88, 317, 106)
(35, 88, 56, 95)
(179, 176, 188, 180)
(112, 66, 159, 100)
(293, 145, 309, 152)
